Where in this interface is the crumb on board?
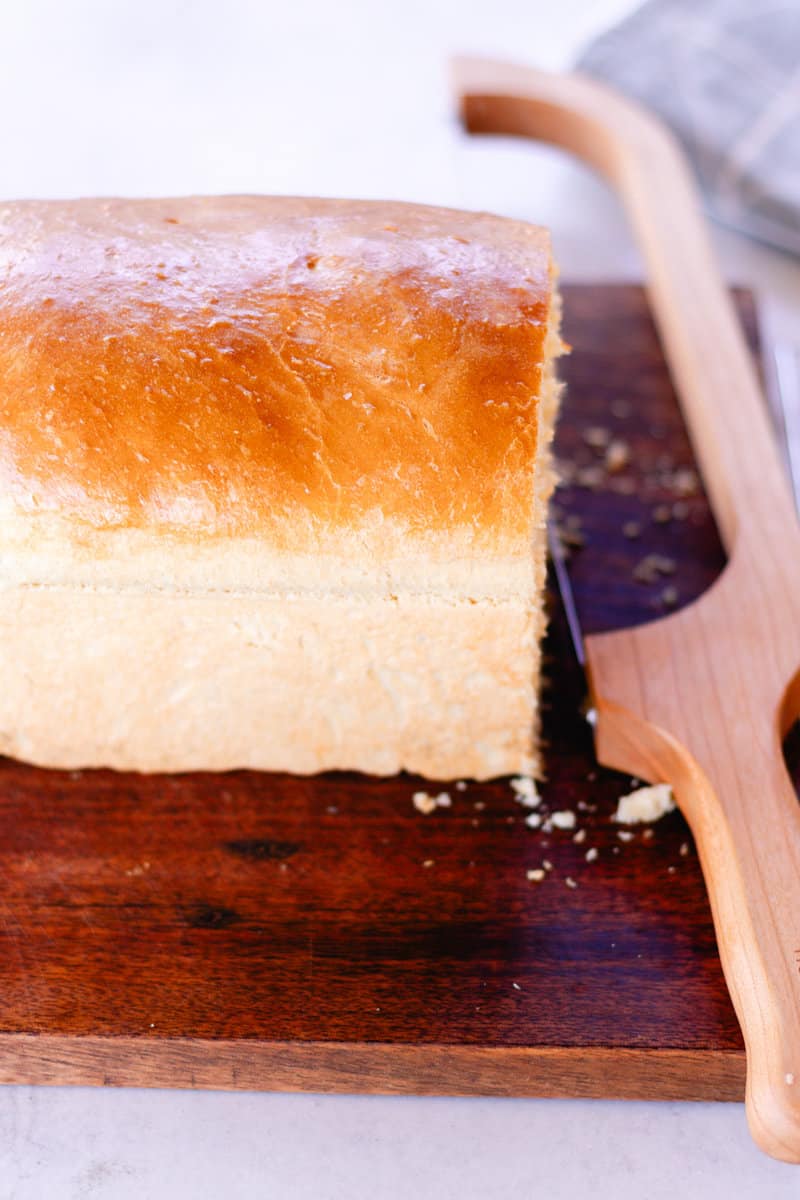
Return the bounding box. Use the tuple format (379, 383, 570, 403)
(633, 554, 677, 584)
(542, 859, 553, 872)
(412, 791, 438, 815)
(422, 859, 435, 868)
(510, 776, 541, 808)
(455, 780, 468, 791)
(572, 828, 586, 844)
(550, 810, 576, 831)
(559, 525, 586, 550)
(125, 861, 151, 878)
(622, 520, 642, 539)
(565, 876, 578, 889)
(614, 783, 676, 825)
(585, 847, 599, 863)
(525, 812, 543, 829)
(661, 585, 679, 608)
(526, 868, 546, 883)
(617, 830, 635, 842)
(680, 841, 690, 856)
(673, 467, 699, 495)
(512, 982, 522, 991)
(604, 439, 630, 473)
(583, 425, 611, 449)
(575, 464, 605, 489)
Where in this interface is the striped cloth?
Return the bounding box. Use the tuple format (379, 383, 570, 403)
(578, 0, 800, 256)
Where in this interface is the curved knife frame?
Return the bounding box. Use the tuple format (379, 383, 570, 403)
(454, 56, 800, 1163)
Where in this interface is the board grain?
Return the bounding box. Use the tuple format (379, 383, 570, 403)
(0, 285, 766, 1100)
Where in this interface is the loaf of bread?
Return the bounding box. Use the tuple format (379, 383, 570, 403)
(0, 196, 562, 778)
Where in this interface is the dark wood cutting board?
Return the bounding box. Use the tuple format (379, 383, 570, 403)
(0, 285, 771, 1101)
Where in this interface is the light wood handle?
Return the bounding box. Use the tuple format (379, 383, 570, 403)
(589, 608, 800, 1161)
(454, 56, 800, 1160)
(689, 744, 800, 1158)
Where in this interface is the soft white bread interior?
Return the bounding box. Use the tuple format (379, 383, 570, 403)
(0, 196, 563, 777)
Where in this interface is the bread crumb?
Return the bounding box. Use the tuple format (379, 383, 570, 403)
(565, 876, 578, 889)
(512, 982, 522, 990)
(551, 810, 576, 830)
(622, 520, 642, 540)
(614, 783, 676, 825)
(525, 812, 543, 829)
(510, 776, 540, 808)
(542, 859, 553, 871)
(673, 467, 699, 495)
(660, 585, 679, 608)
(679, 841, 690, 856)
(633, 554, 677, 584)
(585, 847, 599, 862)
(573, 828, 586, 844)
(575, 464, 605, 489)
(435, 792, 451, 808)
(422, 859, 435, 868)
(617, 830, 635, 842)
(125, 861, 151, 878)
(412, 791, 438, 815)
(605, 439, 630, 473)
(455, 780, 468, 791)
(559, 525, 586, 549)
(583, 425, 611, 449)
(668, 865, 676, 874)
(526, 868, 546, 883)
(473, 800, 486, 812)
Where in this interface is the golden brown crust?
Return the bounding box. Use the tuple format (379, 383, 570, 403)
(0, 196, 552, 549)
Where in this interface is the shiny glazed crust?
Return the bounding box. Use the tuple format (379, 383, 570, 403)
(0, 196, 551, 559)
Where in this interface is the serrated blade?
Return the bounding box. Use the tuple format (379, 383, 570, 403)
(547, 520, 585, 668)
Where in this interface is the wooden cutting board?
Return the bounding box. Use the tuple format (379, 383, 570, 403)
(0, 284, 770, 1101)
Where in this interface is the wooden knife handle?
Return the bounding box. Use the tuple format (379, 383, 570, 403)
(454, 55, 800, 1160)
(589, 609, 800, 1162)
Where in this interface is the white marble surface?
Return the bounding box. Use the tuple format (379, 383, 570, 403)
(1, 0, 799, 1195)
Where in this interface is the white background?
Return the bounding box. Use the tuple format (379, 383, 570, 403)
(1, 0, 800, 1195)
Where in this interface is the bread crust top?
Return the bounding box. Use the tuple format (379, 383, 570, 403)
(0, 196, 552, 553)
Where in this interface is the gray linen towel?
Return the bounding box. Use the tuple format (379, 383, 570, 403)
(578, 0, 800, 256)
